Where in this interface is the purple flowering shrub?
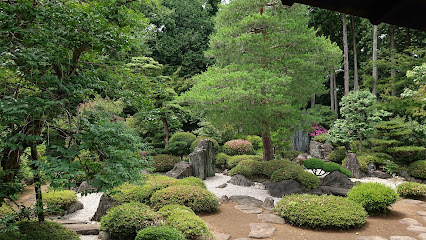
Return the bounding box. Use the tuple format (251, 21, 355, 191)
(222, 139, 255, 155)
(308, 124, 328, 137)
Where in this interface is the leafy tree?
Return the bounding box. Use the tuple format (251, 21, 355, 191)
(181, 1, 341, 161)
(328, 91, 386, 152)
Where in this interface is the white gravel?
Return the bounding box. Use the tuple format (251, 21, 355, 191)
(204, 174, 281, 204)
(64, 192, 103, 222)
(350, 176, 407, 190)
(79, 235, 98, 240)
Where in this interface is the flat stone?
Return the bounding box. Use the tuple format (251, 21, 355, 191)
(418, 211, 426, 216)
(53, 219, 88, 225)
(228, 195, 263, 207)
(356, 236, 388, 240)
(401, 199, 424, 205)
(64, 222, 99, 235)
(390, 236, 417, 240)
(216, 183, 227, 188)
(407, 225, 426, 233)
(399, 218, 423, 226)
(234, 239, 252, 240)
(257, 214, 285, 224)
(212, 232, 231, 240)
(262, 197, 274, 210)
(418, 233, 426, 240)
(234, 205, 263, 214)
(248, 223, 276, 239)
(97, 231, 110, 240)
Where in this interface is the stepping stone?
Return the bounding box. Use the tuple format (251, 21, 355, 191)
(64, 222, 99, 235)
(234, 205, 263, 214)
(407, 225, 426, 233)
(248, 223, 275, 239)
(402, 199, 424, 205)
(390, 236, 417, 240)
(257, 214, 285, 224)
(356, 236, 388, 240)
(418, 211, 426, 216)
(212, 232, 231, 240)
(418, 233, 426, 240)
(234, 239, 252, 240)
(399, 218, 423, 226)
(216, 183, 227, 188)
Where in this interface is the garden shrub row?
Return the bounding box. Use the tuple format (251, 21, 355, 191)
(0, 220, 80, 240)
(303, 158, 352, 177)
(42, 190, 78, 215)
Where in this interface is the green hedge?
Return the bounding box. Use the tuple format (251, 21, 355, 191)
(165, 212, 212, 239)
(100, 202, 161, 240)
(328, 146, 347, 163)
(173, 176, 206, 189)
(275, 194, 367, 229)
(409, 160, 426, 179)
(397, 182, 426, 198)
(262, 159, 293, 177)
(216, 153, 230, 168)
(228, 159, 263, 178)
(109, 182, 145, 203)
(42, 190, 77, 214)
(136, 226, 185, 240)
(152, 154, 181, 172)
(347, 183, 398, 213)
(222, 139, 255, 156)
(296, 171, 321, 189)
(169, 132, 197, 147)
(270, 164, 305, 183)
(0, 220, 79, 240)
(150, 185, 219, 213)
(227, 155, 262, 168)
(157, 204, 195, 220)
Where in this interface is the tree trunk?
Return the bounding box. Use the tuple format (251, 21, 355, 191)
(330, 71, 335, 112)
(390, 25, 396, 96)
(333, 72, 338, 113)
(30, 145, 45, 222)
(161, 117, 170, 148)
(261, 131, 274, 161)
(372, 24, 378, 96)
(342, 13, 350, 96)
(351, 15, 359, 91)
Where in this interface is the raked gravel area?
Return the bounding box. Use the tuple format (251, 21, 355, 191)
(350, 176, 407, 190)
(65, 192, 103, 222)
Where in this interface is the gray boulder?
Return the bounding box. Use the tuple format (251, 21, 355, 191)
(64, 201, 84, 215)
(267, 180, 304, 198)
(318, 186, 349, 196)
(227, 174, 254, 187)
(91, 193, 119, 222)
(189, 139, 215, 180)
(77, 181, 98, 193)
(228, 195, 263, 207)
(368, 170, 392, 179)
(344, 153, 362, 179)
(165, 161, 193, 179)
(321, 171, 354, 189)
(291, 130, 310, 153)
(309, 141, 334, 160)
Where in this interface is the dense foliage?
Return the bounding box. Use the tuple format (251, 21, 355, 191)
(408, 160, 426, 179)
(135, 226, 186, 240)
(222, 140, 256, 156)
(347, 183, 398, 213)
(0, 220, 80, 240)
(397, 182, 426, 198)
(152, 154, 181, 172)
(165, 212, 213, 239)
(42, 190, 77, 215)
(275, 194, 367, 229)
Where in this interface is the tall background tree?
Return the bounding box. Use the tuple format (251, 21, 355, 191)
(181, 1, 341, 161)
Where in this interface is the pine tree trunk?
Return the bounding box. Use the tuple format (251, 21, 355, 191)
(351, 16, 359, 91)
(262, 130, 274, 161)
(342, 13, 350, 96)
(390, 25, 396, 96)
(162, 117, 170, 148)
(372, 24, 378, 96)
(31, 145, 45, 222)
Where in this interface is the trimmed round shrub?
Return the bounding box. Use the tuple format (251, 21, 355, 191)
(303, 158, 325, 170)
(165, 212, 212, 239)
(228, 159, 263, 178)
(296, 171, 321, 189)
(216, 153, 230, 168)
(152, 154, 181, 172)
(275, 194, 367, 229)
(169, 132, 197, 147)
(190, 136, 219, 152)
(245, 135, 263, 150)
(173, 176, 206, 189)
(150, 185, 219, 212)
(43, 190, 77, 214)
(397, 182, 426, 198)
(157, 204, 195, 220)
(347, 182, 398, 213)
(280, 150, 303, 160)
(328, 146, 347, 163)
(0, 220, 80, 240)
(227, 155, 262, 168)
(262, 159, 293, 177)
(270, 164, 304, 183)
(100, 202, 161, 240)
(409, 160, 426, 179)
(222, 139, 255, 155)
(109, 182, 145, 203)
(136, 226, 186, 240)
(322, 162, 352, 178)
(138, 175, 179, 203)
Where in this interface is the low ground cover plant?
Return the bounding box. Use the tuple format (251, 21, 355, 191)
(270, 164, 304, 183)
(165, 212, 213, 239)
(150, 185, 219, 212)
(347, 182, 398, 213)
(157, 204, 195, 220)
(227, 155, 262, 168)
(0, 220, 80, 240)
(397, 182, 426, 198)
(262, 159, 293, 177)
(135, 226, 186, 240)
(108, 182, 145, 203)
(228, 159, 263, 178)
(100, 202, 161, 240)
(42, 190, 77, 214)
(152, 154, 181, 172)
(274, 194, 367, 229)
(222, 139, 255, 155)
(216, 153, 230, 168)
(173, 176, 206, 189)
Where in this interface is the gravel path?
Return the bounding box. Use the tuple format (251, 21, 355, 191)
(350, 176, 407, 190)
(79, 236, 98, 240)
(64, 192, 102, 222)
(204, 174, 281, 203)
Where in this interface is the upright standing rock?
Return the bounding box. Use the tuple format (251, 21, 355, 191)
(309, 141, 334, 160)
(291, 130, 310, 153)
(189, 139, 216, 180)
(345, 153, 362, 179)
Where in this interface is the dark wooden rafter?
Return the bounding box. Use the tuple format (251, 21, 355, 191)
(281, 0, 426, 31)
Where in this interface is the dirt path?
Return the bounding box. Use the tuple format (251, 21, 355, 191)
(200, 199, 426, 240)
